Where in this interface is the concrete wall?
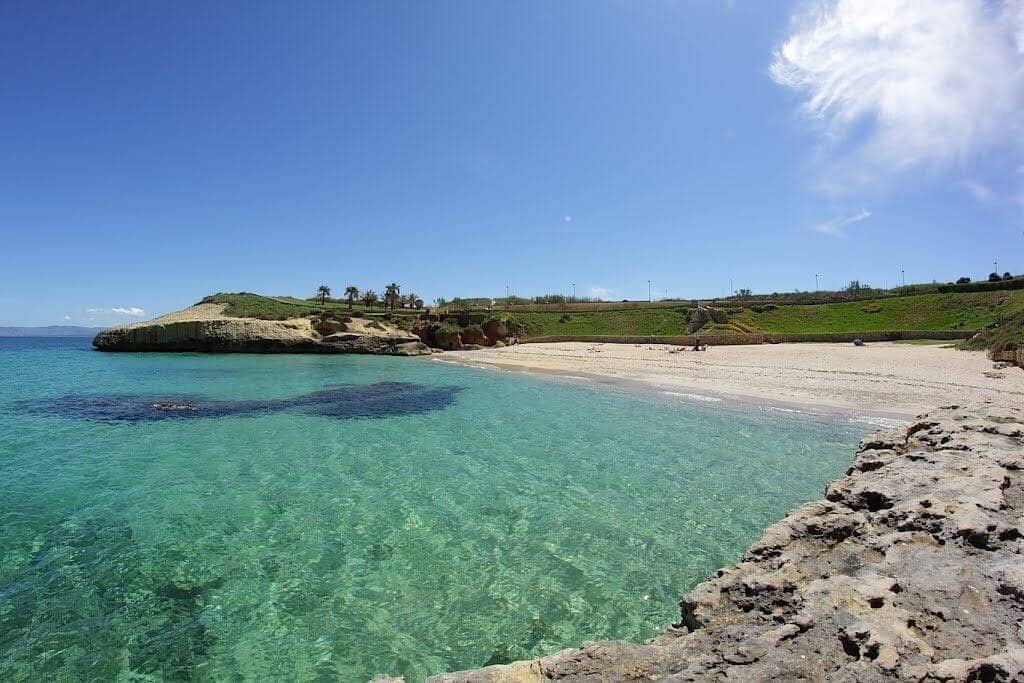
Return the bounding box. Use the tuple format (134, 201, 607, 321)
(519, 330, 972, 346)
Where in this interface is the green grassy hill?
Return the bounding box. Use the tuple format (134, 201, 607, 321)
(197, 290, 1024, 350)
(513, 290, 1024, 338)
(200, 293, 414, 320)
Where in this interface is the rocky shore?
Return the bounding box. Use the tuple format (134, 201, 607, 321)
(426, 403, 1024, 682)
(92, 304, 432, 356)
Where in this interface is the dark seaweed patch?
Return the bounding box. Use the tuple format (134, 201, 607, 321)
(18, 382, 461, 422)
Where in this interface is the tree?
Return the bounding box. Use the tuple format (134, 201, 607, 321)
(988, 272, 1002, 282)
(1003, 272, 1013, 281)
(737, 288, 752, 297)
(345, 285, 359, 309)
(845, 280, 870, 293)
(384, 282, 401, 310)
(956, 277, 971, 284)
(316, 284, 331, 306)
(435, 297, 448, 308)
(361, 290, 378, 308)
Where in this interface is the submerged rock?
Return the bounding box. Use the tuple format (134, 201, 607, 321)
(428, 403, 1024, 682)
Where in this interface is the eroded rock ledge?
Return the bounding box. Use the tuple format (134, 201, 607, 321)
(92, 304, 432, 356)
(429, 403, 1024, 682)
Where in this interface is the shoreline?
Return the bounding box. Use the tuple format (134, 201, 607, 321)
(439, 341, 1023, 419)
(433, 355, 910, 429)
(428, 403, 1024, 682)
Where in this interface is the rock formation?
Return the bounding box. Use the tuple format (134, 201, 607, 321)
(429, 403, 1024, 682)
(93, 304, 431, 356)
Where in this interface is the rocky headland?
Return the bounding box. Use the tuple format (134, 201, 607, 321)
(92, 303, 432, 356)
(425, 403, 1024, 682)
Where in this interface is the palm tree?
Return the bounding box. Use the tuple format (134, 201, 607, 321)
(316, 284, 331, 306)
(361, 290, 378, 308)
(384, 282, 400, 310)
(345, 285, 359, 309)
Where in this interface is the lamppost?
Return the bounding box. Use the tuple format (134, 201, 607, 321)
(572, 283, 576, 301)
(815, 273, 819, 291)
(901, 268, 905, 288)
(995, 260, 999, 276)
(505, 283, 510, 303)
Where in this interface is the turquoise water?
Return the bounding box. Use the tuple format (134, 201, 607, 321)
(0, 338, 860, 681)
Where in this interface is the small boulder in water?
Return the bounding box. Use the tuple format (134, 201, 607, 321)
(149, 402, 199, 411)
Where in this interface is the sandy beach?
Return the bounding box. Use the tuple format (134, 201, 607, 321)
(444, 341, 1024, 418)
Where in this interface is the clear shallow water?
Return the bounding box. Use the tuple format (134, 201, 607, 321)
(0, 338, 861, 681)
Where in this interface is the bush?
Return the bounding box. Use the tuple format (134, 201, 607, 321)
(989, 272, 1002, 282)
(485, 313, 523, 335)
(1004, 272, 1013, 280)
(350, 311, 364, 318)
(559, 314, 571, 323)
(957, 277, 971, 284)
(862, 304, 883, 314)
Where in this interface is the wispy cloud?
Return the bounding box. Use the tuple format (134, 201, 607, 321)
(961, 179, 996, 204)
(811, 209, 871, 237)
(771, 1, 1024, 190)
(587, 286, 615, 299)
(87, 306, 146, 318)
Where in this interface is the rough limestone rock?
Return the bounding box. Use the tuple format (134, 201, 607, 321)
(461, 326, 488, 346)
(413, 320, 436, 347)
(428, 404, 1024, 683)
(482, 319, 508, 344)
(434, 329, 463, 351)
(93, 304, 431, 356)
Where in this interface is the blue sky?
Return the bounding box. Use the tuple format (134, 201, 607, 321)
(2, 1, 1022, 326)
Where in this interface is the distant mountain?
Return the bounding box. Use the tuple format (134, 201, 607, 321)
(0, 325, 106, 337)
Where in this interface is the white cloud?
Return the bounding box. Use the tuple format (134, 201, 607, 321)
(588, 287, 615, 299)
(63, 315, 72, 321)
(811, 208, 871, 237)
(87, 307, 146, 317)
(771, 1, 1024, 188)
(961, 179, 996, 203)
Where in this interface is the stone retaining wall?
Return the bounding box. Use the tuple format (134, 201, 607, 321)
(520, 330, 971, 346)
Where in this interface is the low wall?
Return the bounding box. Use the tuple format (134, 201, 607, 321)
(519, 330, 972, 346)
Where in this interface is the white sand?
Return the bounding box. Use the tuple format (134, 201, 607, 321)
(445, 342, 1024, 418)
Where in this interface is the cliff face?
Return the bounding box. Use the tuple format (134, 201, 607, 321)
(429, 403, 1024, 682)
(92, 304, 432, 356)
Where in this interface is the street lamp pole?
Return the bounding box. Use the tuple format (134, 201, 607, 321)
(572, 283, 576, 300)
(815, 273, 819, 291)
(901, 268, 905, 288)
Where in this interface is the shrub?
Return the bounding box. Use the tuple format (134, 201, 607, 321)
(862, 304, 883, 314)
(1004, 272, 1014, 280)
(350, 311, 365, 318)
(485, 313, 523, 335)
(559, 314, 571, 323)
(989, 272, 1002, 282)
(957, 277, 971, 284)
